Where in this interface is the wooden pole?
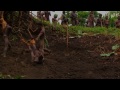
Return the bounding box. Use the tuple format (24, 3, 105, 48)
(66, 24, 68, 48)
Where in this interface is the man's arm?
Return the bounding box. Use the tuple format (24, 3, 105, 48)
(58, 15, 63, 21)
(49, 12, 51, 16)
(36, 26, 45, 41)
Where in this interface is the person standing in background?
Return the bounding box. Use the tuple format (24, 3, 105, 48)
(96, 14, 104, 27)
(115, 15, 120, 28)
(103, 16, 109, 28)
(86, 12, 95, 27)
(70, 11, 77, 26)
(58, 11, 66, 25)
(37, 11, 42, 19)
(44, 11, 51, 22)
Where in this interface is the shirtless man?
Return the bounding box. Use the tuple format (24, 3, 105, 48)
(70, 11, 77, 26)
(58, 11, 66, 25)
(0, 12, 12, 57)
(115, 15, 120, 28)
(52, 14, 58, 34)
(76, 18, 81, 26)
(58, 12, 68, 26)
(96, 14, 104, 27)
(20, 22, 45, 64)
(44, 11, 51, 22)
(42, 15, 47, 21)
(37, 11, 42, 19)
(103, 16, 109, 28)
(37, 11, 45, 21)
(35, 22, 45, 63)
(86, 12, 95, 27)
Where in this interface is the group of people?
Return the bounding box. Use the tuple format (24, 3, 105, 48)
(37, 11, 120, 29)
(86, 12, 110, 28)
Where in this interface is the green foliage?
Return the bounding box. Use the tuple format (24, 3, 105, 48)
(100, 52, 115, 57)
(108, 15, 117, 27)
(77, 11, 89, 19)
(100, 44, 120, 57)
(112, 44, 120, 51)
(65, 11, 71, 18)
(77, 11, 99, 18)
(0, 73, 25, 79)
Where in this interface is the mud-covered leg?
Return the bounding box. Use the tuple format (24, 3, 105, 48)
(39, 39, 44, 63)
(2, 35, 10, 57)
(2, 25, 12, 57)
(31, 44, 39, 62)
(28, 45, 35, 62)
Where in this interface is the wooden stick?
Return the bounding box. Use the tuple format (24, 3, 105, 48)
(66, 24, 69, 48)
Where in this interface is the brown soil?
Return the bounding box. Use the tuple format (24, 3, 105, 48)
(1, 32, 120, 79)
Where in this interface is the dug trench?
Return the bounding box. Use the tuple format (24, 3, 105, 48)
(0, 32, 120, 79)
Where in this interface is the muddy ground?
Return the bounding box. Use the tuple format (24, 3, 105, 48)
(1, 31, 120, 79)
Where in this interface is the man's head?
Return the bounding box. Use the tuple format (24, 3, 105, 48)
(105, 16, 108, 19)
(43, 15, 45, 17)
(54, 14, 58, 18)
(99, 14, 102, 18)
(64, 18, 69, 23)
(118, 15, 120, 20)
(90, 14, 94, 17)
(78, 18, 81, 22)
(72, 11, 76, 13)
(90, 11, 94, 14)
(63, 11, 65, 14)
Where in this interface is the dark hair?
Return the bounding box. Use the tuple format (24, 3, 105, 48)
(64, 18, 68, 23)
(105, 16, 108, 19)
(118, 16, 120, 20)
(63, 11, 65, 14)
(99, 14, 102, 17)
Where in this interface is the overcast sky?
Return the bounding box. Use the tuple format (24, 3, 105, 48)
(32, 11, 109, 23)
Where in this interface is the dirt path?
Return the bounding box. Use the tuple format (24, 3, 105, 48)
(0, 33, 120, 79)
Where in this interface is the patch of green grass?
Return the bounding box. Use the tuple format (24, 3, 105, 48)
(0, 73, 25, 79)
(32, 17, 120, 39)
